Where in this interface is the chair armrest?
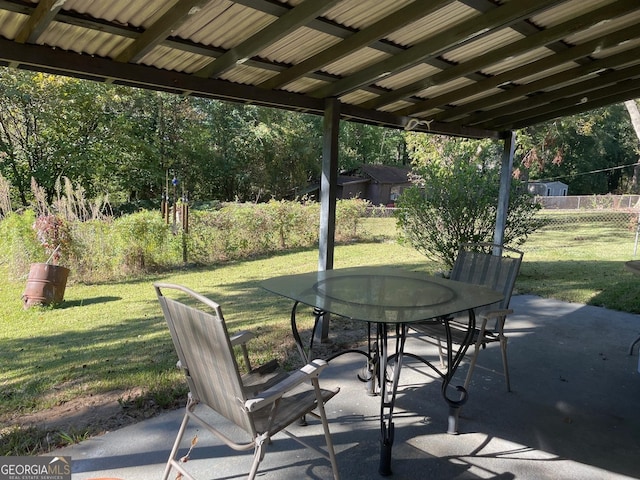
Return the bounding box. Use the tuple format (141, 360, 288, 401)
(244, 359, 328, 412)
(478, 308, 513, 334)
(230, 330, 255, 346)
(480, 308, 513, 320)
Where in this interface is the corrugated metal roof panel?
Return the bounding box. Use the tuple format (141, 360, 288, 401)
(220, 63, 278, 85)
(189, 4, 276, 49)
(419, 77, 475, 99)
(284, 77, 328, 94)
(324, 0, 415, 31)
(591, 38, 640, 59)
(340, 89, 378, 105)
(450, 87, 506, 107)
(63, 0, 174, 27)
(442, 29, 524, 65)
(378, 100, 413, 113)
(141, 45, 212, 73)
(481, 47, 554, 77)
(515, 62, 579, 85)
(323, 48, 390, 77)
(375, 64, 441, 90)
(38, 23, 128, 57)
(530, 0, 616, 28)
(260, 27, 341, 64)
(171, 1, 236, 43)
(565, 9, 640, 45)
(388, 2, 479, 46)
(0, 11, 28, 40)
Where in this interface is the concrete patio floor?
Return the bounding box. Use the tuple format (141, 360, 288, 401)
(48, 294, 640, 479)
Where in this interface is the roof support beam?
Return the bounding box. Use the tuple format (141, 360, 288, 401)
(258, 0, 454, 90)
(494, 78, 640, 130)
(435, 45, 640, 124)
(308, 0, 558, 99)
(15, 0, 65, 44)
(395, 21, 640, 118)
(0, 38, 499, 139)
(195, 0, 342, 79)
(115, 0, 211, 63)
(363, 0, 639, 110)
(472, 62, 640, 129)
(0, 38, 325, 113)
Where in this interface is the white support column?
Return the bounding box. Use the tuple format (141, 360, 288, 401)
(494, 131, 515, 250)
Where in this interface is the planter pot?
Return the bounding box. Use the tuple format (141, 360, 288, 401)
(22, 263, 70, 308)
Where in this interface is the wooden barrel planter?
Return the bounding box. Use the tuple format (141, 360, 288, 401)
(22, 263, 70, 308)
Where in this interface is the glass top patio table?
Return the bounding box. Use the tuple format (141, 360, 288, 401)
(262, 266, 504, 476)
(261, 266, 503, 324)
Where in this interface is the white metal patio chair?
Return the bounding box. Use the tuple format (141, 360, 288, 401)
(154, 283, 340, 480)
(411, 243, 524, 392)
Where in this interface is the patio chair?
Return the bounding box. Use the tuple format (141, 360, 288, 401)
(411, 243, 524, 393)
(154, 283, 340, 480)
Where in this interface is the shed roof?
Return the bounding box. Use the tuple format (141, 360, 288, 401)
(361, 165, 411, 184)
(2, 1, 640, 139)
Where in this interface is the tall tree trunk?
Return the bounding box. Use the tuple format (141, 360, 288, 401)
(624, 100, 640, 193)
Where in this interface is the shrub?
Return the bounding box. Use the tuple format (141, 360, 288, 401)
(113, 211, 177, 273)
(33, 214, 72, 266)
(67, 219, 121, 282)
(395, 160, 543, 268)
(0, 210, 41, 279)
(336, 198, 370, 240)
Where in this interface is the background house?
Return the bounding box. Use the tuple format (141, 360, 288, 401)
(360, 165, 412, 206)
(306, 164, 412, 206)
(337, 174, 369, 200)
(528, 181, 568, 196)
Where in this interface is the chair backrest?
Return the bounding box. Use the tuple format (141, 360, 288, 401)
(450, 242, 523, 310)
(155, 283, 255, 434)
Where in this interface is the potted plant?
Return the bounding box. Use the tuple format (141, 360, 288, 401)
(22, 214, 71, 308)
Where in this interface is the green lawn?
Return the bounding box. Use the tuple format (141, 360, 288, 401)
(2, 214, 640, 454)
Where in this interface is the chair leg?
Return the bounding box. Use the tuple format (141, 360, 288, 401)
(500, 336, 511, 392)
(463, 343, 481, 392)
(163, 405, 194, 480)
(436, 337, 446, 367)
(312, 379, 340, 480)
(248, 434, 268, 480)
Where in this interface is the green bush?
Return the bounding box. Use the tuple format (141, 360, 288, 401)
(0, 210, 42, 279)
(0, 199, 378, 282)
(336, 198, 370, 240)
(68, 219, 121, 282)
(395, 160, 543, 268)
(113, 211, 177, 273)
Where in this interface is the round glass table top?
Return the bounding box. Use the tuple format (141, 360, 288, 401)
(261, 266, 504, 324)
(314, 274, 455, 309)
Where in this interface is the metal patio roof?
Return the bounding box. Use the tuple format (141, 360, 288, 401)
(1, 0, 640, 139)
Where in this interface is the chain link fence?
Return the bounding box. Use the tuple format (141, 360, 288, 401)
(531, 195, 640, 258)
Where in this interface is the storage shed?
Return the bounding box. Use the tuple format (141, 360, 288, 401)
(528, 181, 568, 196)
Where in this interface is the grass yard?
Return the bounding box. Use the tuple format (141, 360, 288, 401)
(2, 213, 640, 454)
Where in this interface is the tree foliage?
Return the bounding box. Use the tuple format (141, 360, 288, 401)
(0, 68, 408, 209)
(396, 135, 543, 268)
(515, 104, 638, 194)
(0, 67, 638, 211)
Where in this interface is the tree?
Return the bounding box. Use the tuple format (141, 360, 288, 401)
(515, 104, 638, 194)
(339, 122, 408, 171)
(623, 99, 640, 193)
(396, 135, 542, 268)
